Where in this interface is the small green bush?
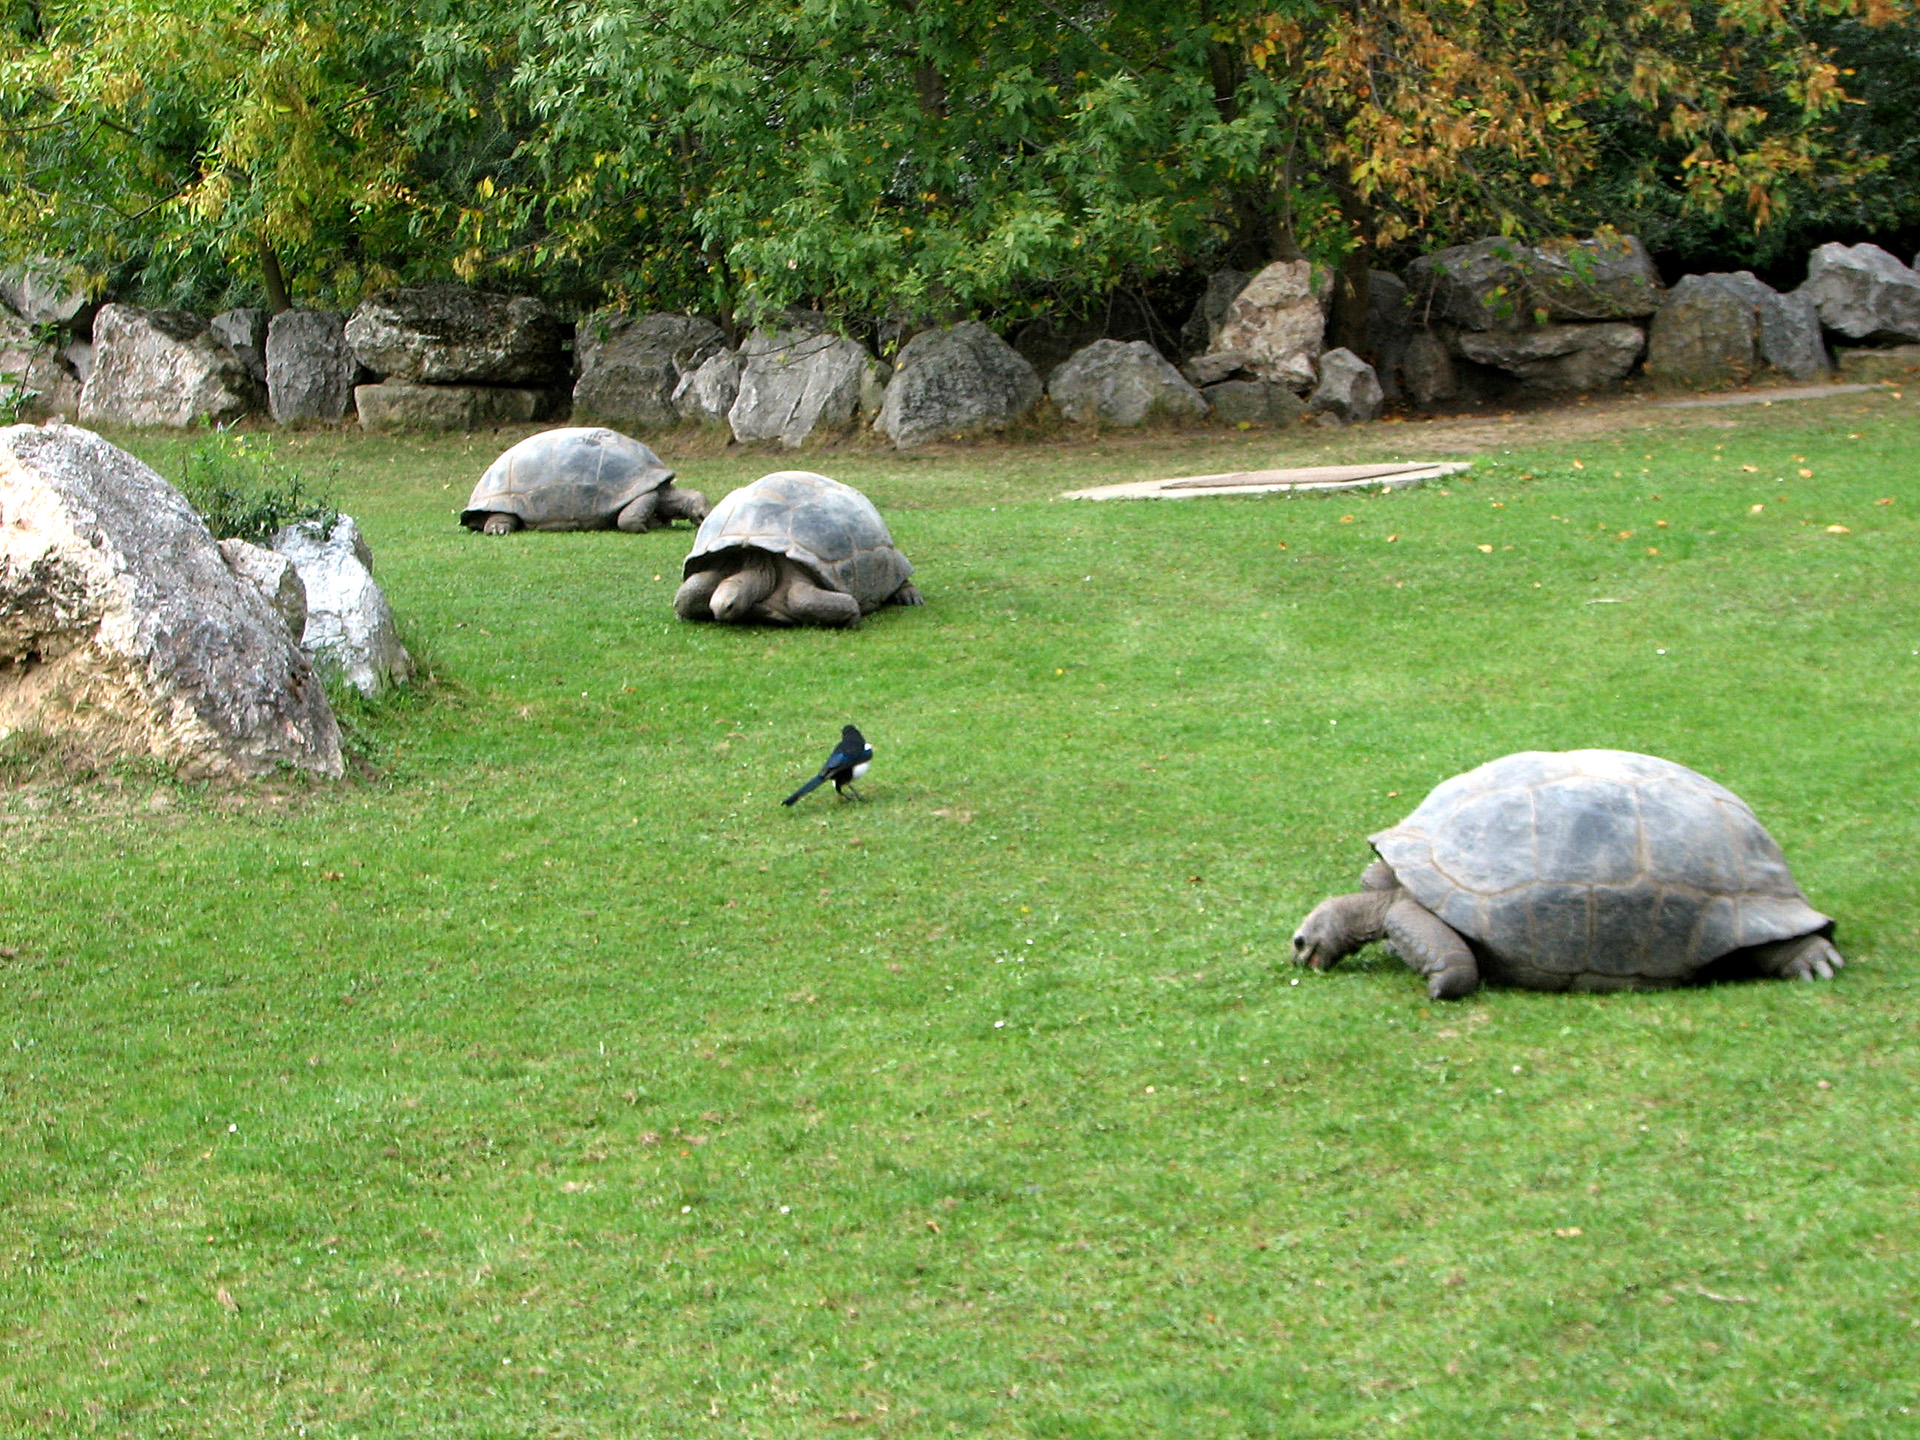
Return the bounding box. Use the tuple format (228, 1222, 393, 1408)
(177, 431, 338, 543)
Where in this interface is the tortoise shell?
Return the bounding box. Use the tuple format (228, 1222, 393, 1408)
(1371, 750, 1832, 987)
(462, 427, 674, 531)
(681, 470, 913, 612)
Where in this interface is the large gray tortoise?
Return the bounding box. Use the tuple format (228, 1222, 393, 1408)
(674, 470, 923, 627)
(1292, 749, 1841, 1000)
(462, 427, 707, 535)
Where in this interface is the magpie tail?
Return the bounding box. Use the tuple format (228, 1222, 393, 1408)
(782, 772, 828, 806)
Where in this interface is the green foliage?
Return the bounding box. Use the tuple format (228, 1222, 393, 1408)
(176, 431, 337, 543)
(3, 400, 1918, 1434)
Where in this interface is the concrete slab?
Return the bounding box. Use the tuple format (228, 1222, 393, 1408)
(1654, 383, 1879, 410)
(1062, 460, 1472, 501)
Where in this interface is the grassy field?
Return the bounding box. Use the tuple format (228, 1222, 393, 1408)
(2, 390, 1917, 1438)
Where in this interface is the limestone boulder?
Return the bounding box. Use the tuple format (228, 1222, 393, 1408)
(0, 423, 341, 778)
(270, 515, 413, 697)
(1449, 321, 1645, 392)
(1181, 351, 1257, 387)
(345, 284, 564, 385)
(1048, 340, 1207, 427)
(672, 349, 742, 428)
(353, 382, 551, 432)
(1178, 270, 1252, 356)
(0, 317, 78, 420)
(218, 537, 307, 638)
(874, 321, 1041, 448)
(0, 260, 90, 327)
(1202, 380, 1305, 426)
(573, 311, 728, 428)
(1646, 273, 1829, 385)
(1795, 243, 1920, 343)
(78, 305, 260, 428)
(1307, 348, 1384, 423)
(728, 325, 875, 447)
(1409, 234, 1663, 332)
(1211, 260, 1333, 390)
(267, 309, 357, 424)
(211, 308, 269, 385)
(1402, 330, 1459, 405)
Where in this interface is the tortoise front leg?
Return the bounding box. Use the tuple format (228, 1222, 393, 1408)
(615, 490, 662, 533)
(889, 582, 926, 607)
(1746, 933, 1845, 981)
(656, 484, 709, 525)
(481, 513, 521, 535)
(773, 561, 861, 627)
(1383, 894, 1480, 1000)
(673, 567, 725, 621)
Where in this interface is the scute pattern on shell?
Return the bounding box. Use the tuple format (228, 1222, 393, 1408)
(1370, 750, 1831, 985)
(682, 470, 914, 612)
(462, 427, 674, 531)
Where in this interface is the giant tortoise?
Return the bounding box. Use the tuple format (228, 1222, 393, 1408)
(1291, 749, 1841, 999)
(673, 470, 922, 627)
(461, 427, 707, 535)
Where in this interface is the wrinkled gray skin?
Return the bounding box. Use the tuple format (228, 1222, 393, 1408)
(462, 427, 707, 535)
(1293, 749, 1843, 1000)
(674, 470, 923, 627)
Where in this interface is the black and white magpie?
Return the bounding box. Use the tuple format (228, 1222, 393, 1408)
(782, 724, 872, 805)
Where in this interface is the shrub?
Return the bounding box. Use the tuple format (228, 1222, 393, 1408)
(177, 431, 337, 543)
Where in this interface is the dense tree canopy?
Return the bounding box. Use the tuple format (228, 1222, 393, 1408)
(0, 0, 1913, 325)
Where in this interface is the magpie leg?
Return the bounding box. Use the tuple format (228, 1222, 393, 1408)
(841, 785, 866, 802)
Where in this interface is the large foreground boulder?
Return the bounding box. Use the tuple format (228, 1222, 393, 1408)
(270, 515, 412, 697)
(1646, 273, 1829, 384)
(1795, 243, 1920, 344)
(573, 311, 728, 428)
(78, 305, 259, 428)
(874, 321, 1041, 448)
(1409, 234, 1664, 331)
(0, 423, 341, 778)
(729, 324, 876, 448)
(1449, 321, 1645, 392)
(267, 309, 357, 424)
(1208, 260, 1333, 390)
(354, 382, 551, 431)
(345, 285, 564, 385)
(1048, 340, 1207, 426)
(1179, 270, 1253, 357)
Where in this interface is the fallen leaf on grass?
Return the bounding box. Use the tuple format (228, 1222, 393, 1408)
(1553, 1227, 1583, 1238)
(1799, 468, 1813, 478)
(1750, 504, 1765, 514)
(1877, 497, 1895, 505)
(931, 807, 974, 823)
(1827, 525, 1852, 534)
(216, 1287, 239, 1312)
(0, 945, 17, 960)
(1741, 464, 1759, 473)
(1477, 544, 1493, 553)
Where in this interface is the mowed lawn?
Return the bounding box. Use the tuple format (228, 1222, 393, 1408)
(3, 391, 1918, 1439)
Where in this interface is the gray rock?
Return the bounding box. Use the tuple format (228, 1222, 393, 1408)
(0, 423, 341, 778)
(270, 515, 413, 697)
(0, 260, 89, 326)
(345, 284, 564, 385)
(1047, 340, 1207, 426)
(0, 317, 78, 420)
(1368, 271, 1414, 399)
(1409, 234, 1663, 332)
(1202, 379, 1305, 426)
(729, 325, 874, 447)
(267, 310, 356, 424)
(1402, 330, 1459, 405)
(858, 357, 891, 420)
(1646, 272, 1829, 385)
(218, 537, 307, 638)
(63, 341, 93, 384)
(1012, 292, 1162, 375)
(573, 311, 727, 428)
(1795, 243, 1920, 343)
(1307, 348, 1385, 422)
(1212, 260, 1333, 389)
(210, 308, 269, 384)
(78, 304, 259, 428)
(353, 382, 551, 432)
(671, 349, 742, 428)
(875, 321, 1041, 448)
(1179, 270, 1252, 356)
(1450, 321, 1645, 392)
(1833, 343, 1920, 382)
(1182, 350, 1257, 387)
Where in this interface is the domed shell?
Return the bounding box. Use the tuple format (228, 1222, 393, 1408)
(1370, 750, 1832, 986)
(682, 471, 913, 612)
(462, 427, 674, 531)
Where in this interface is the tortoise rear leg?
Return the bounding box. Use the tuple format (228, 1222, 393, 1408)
(1747, 933, 1845, 981)
(615, 491, 662, 533)
(482, 513, 522, 535)
(1383, 893, 1481, 1000)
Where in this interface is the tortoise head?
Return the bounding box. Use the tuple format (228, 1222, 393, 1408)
(1291, 886, 1394, 972)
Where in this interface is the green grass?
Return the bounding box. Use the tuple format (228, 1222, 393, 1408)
(3, 395, 1918, 1438)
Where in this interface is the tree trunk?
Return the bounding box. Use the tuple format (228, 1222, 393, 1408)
(1327, 183, 1373, 356)
(257, 236, 291, 315)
